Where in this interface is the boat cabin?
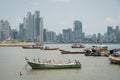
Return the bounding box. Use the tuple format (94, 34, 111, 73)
(90, 45, 108, 56)
(98, 45, 108, 56)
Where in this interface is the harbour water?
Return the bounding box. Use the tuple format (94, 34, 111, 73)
(0, 43, 120, 80)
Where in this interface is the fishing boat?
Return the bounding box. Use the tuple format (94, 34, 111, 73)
(44, 48, 59, 50)
(71, 43, 85, 48)
(85, 50, 101, 56)
(22, 45, 43, 49)
(84, 45, 108, 56)
(99, 45, 108, 56)
(59, 49, 85, 54)
(27, 61, 81, 69)
(109, 55, 120, 64)
(109, 51, 120, 64)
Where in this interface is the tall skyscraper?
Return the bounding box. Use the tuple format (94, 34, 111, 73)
(21, 11, 44, 43)
(25, 12, 34, 41)
(39, 17, 43, 42)
(107, 26, 116, 42)
(19, 23, 24, 40)
(34, 11, 40, 41)
(0, 21, 3, 40)
(0, 20, 11, 40)
(43, 29, 47, 42)
(115, 26, 120, 42)
(107, 26, 114, 36)
(73, 20, 82, 42)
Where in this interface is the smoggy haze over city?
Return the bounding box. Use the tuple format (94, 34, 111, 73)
(0, 0, 120, 35)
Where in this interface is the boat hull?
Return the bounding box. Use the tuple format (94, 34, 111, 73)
(27, 62, 81, 69)
(71, 46, 85, 48)
(109, 55, 120, 64)
(44, 48, 59, 50)
(22, 46, 43, 49)
(71, 43, 85, 48)
(59, 49, 85, 54)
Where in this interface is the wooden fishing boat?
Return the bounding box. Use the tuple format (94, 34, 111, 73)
(109, 55, 120, 64)
(27, 61, 81, 69)
(84, 45, 109, 56)
(44, 48, 59, 50)
(85, 50, 101, 56)
(59, 49, 85, 54)
(109, 54, 120, 64)
(71, 43, 85, 48)
(22, 45, 43, 49)
(99, 45, 108, 56)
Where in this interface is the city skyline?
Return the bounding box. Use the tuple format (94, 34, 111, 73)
(0, 0, 120, 35)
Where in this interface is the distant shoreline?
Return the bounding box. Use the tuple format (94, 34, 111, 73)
(0, 41, 120, 47)
(0, 42, 36, 47)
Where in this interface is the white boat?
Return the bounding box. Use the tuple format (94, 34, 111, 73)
(109, 54, 120, 64)
(109, 51, 120, 64)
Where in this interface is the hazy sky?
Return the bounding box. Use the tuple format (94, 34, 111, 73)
(0, 0, 120, 35)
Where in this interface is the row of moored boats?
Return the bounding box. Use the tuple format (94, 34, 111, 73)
(22, 43, 120, 69)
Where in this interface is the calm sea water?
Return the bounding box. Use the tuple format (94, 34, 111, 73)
(0, 43, 120, 80)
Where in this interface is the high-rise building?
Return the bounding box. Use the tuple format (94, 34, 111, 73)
(56, 33, 63, 43)
(103, 33, 108, 43)
(97, 33, 101, 41)
(21, 11, 43, 43)
(46, 31, 56, 42)
(107, 26, 114, 36)
(107, 26, 114, 42)
(116, 31, 120, 42)
(63, 28, 73, 42)
(115, 26, 120, 42)
(34, 11, 40, 41)
(25, 12, 33, 41)
(19, 23, 25, 40)
(73, 20, 82, 42)
(23, 17, 26, 40)
(0, 20, 11, 40)
(92, 34, 97, 42)
(0, 21, 3, 40)
(43, 29, 47, 42)
(11, 29, 18, 39)
(39, 17, 43, 42)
